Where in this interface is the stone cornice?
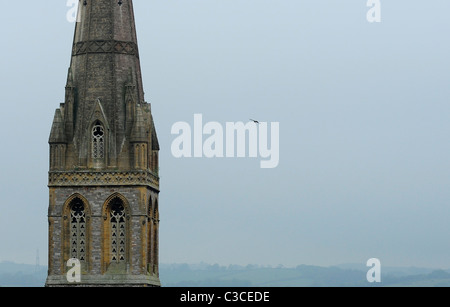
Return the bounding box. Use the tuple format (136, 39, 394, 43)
(48, 170, 159, 190)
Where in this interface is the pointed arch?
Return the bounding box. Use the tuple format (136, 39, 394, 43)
(146, 195, 159, 275)
(92, 120, 105, 159)
(61, 193, 91, 273)
(90, 120, 106, 169)
(88, 99, 110, 169)
(146, 195, 153, 272)
(101, 193, 131, 273)
(152, 198, 159, 275)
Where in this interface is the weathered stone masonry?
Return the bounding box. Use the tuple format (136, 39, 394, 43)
(46, 0, 160, 287)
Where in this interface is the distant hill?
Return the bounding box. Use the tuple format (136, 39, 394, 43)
(161, 263, 365, 287)
(335, 263, 441, 277)
(381, 270, 450, 287)
(159, 263, 450, 287)
(1, 261, 449, 287)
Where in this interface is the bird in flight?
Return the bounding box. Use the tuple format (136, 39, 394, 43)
(250, 119, 260, 124)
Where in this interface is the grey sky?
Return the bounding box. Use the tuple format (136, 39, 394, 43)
(0, 0, 449, 269)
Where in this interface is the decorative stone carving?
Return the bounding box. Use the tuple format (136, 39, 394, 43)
(48, 170, 159, 189)
(72, 40, 139, 58)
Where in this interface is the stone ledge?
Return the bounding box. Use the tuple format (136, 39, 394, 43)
(48, 170, 159, 190)
(45, 274, 161, 287)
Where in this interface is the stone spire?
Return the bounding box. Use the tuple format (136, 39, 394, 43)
(47, 1, 161, 287)
(52, 0, 156, 170)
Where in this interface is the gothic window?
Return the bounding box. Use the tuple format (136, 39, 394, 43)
(147, 197, 153, 271)
(110, 198, 126, 263)
(92, 121, 105, 160)
(70, 198, 86, 262)
(152, 200, 159, 274)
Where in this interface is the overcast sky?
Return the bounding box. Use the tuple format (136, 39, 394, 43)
(0, 0, 449, 269)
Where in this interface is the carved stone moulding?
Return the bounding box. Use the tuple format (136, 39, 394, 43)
(72, 40, 139, 58)
(48, 170, 159, 189)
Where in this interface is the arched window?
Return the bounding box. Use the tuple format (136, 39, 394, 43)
(109, 198, 127, 263)
(151, 199, 159, 274)
(147, 196, 154, 273)
(92, 121, 105, 160)
(69, 198, 86, 262)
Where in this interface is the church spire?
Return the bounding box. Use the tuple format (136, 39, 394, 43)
(47, 1, 161, 287)
(70, 0, 144, 101)
(53, 0, 155, 170)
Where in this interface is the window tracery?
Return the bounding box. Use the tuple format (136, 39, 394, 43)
(70, 198, 86, 262)
(110, 199, 126, 263)
(92, 122, 105, 160)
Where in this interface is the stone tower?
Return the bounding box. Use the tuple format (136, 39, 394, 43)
(46, 0, 160, 287)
